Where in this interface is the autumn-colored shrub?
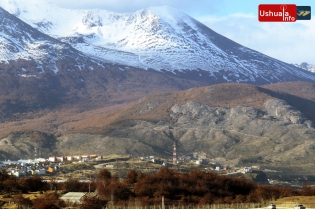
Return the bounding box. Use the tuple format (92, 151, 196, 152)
(18, 176, 47, 193)
(32, 192, 65, 209)
(300, 183, 315, 196)
(97, 169, 133, 202)
(12, 193, 33, 209)
(0, 167, 303, 206)
(124, 169, 138, 185)
(80, 196, 108, 209)
(59, 178, 96, 192)
(61, 178, 80, 192)
(1, 175, 19, 193)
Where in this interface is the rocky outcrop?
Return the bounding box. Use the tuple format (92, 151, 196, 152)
(264, 99, 313, 127)
(170, 100, 313, 128)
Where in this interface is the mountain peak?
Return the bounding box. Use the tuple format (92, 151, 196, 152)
(143, 5, 190, 20)
(136, 5, 199, 34)
(294, 62, 315, 73)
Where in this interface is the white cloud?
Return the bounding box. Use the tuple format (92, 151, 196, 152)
(197, 14, 315, 64)
(50, 0, 218, 14)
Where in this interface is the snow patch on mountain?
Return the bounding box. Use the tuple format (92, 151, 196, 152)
(0, 5, 95, 73)
(294, 62, 315, 73)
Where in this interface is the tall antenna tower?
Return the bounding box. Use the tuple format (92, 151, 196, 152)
(38, 139, 41, 158)
(173, 142, 177, 164)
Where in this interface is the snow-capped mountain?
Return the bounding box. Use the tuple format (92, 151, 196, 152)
(0, 6, 93, 74)
(294, 62, 315, 73)
(0, 0, 315, 83)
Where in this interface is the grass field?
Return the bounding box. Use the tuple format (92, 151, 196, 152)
(270, 196, 315, 208)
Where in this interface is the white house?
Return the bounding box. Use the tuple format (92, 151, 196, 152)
(35, 169, 46, 175)
(73, 155, 82, 161)
(49, 156, 56, 162)
(56, 156, 65, 162)
(61, 192, 87, 205)
(66, 156, 74, 161)
(11, 169, 23, 177)
(244, 167, 252, 173)
(196, 159, 203, 164)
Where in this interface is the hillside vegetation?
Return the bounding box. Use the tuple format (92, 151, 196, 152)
(1, 168, 315, 207)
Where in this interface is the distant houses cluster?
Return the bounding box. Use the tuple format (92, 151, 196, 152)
(1, 158, 59, 177)
(0, 154, 101, 178)
(138, 153, 257, 174)
(48, 154, 101, 162)
(0, 150, 260, 179)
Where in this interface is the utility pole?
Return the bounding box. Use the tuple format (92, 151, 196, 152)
(173, 142, 177, 165)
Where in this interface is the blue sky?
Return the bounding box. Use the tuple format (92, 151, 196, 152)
(52, 0, 314, 64)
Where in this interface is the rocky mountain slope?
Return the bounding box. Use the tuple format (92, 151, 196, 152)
(1, 82, 315, 173)
(46, 82, 315, 173)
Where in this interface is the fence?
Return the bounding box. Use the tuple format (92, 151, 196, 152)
(3, 202, 315, 209)
(107, 203, 315, 209)
(108, 203, 265, 209)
